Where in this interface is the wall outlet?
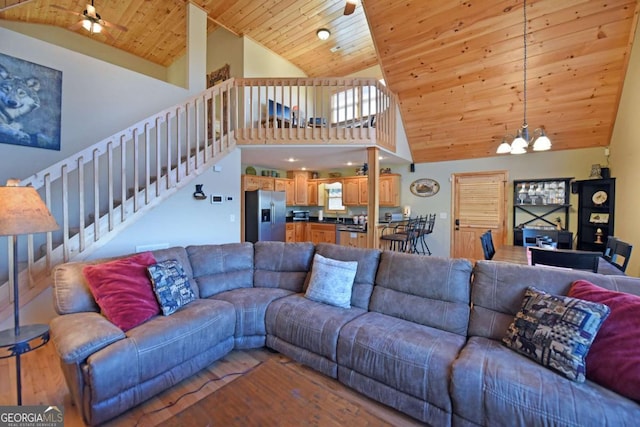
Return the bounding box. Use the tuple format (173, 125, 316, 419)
(230, 214, 235, 222)
(440, 212, 447, 219)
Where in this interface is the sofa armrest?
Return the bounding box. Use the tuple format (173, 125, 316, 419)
(50, 312, 126, 364)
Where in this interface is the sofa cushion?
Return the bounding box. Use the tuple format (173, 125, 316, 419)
(338, 312, 466, 416)
(265, 294, 366, 377)
(148, 259, 196, 316)
(211, 287, 293, 349)
(469, 260, 640, 341)
(371, 251, 472, 336)
(305, 254, 357, 308)
(253, 241, 314, 292)
(82, 252, 160, 331)
(312, 243, 381, 310)
(85, 298, 235, 402)
(187, 243, 254, 298)
(450, 336, 640, 426)
(569, 279, 640, 401)
(503, 286, 609, 382)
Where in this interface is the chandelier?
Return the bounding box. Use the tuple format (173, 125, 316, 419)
(496, 0, 551, 154)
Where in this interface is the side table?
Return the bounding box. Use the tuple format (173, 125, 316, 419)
(0, 324, 50, 405)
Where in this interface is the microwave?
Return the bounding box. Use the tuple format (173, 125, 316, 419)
(291, 210, 310, 221)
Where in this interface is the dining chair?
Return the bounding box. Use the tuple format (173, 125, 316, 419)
(380, 217, 419, 253)
(415, 214, 436, 255)
(529, 247, 599, 272)
(603, 236, 619, 262)
(607, 239, 633, 272)
(480, 230, 495, 260)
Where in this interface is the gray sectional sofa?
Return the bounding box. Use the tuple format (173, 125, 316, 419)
(49, 242, 640, 426)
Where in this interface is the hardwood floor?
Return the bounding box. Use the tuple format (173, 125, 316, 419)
(0, 342, 422, 426)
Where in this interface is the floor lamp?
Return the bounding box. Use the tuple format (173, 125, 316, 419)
(0, 181, 59, 405)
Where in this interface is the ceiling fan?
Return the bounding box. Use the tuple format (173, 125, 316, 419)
(344, 0, 357, 16)
(51, 1, 127, 42)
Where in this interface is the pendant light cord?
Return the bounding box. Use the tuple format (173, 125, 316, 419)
(522, 0, 528, 128)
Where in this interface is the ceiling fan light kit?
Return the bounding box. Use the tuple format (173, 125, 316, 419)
(497, 0, 551, 155)
(316, 28, 331, 40)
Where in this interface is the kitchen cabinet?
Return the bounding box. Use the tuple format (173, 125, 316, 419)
(287, 170, 311, 206)
(358, 178, 368, 205)
(342, 177, 363, 206)
(574, 178, 616, 252)
(242, 175, 275, 191)
(379, 174, 400, 207)
(294, 222, 307, 242)
(308, 223, 336, 244)
(275, 178, 295, 205)
(307, 181, 318, 205)
(285, 223, 295, 242)
(339, 231, 367, 248)
(341, 175, 401, 207)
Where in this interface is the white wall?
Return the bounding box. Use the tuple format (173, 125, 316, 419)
(242, 37, 306, 78)
(609, 19, 640, 277)
(405, 147, 609, 257)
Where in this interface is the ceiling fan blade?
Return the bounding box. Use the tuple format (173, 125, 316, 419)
(103, 20, 128, 32)
(101, 28, 116, 43)
(68, 20, 84, 31)
(344, 0, 356, 15)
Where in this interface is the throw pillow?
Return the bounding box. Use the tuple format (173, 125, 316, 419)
(304, 253, 357, 308)
(83, 252, 160, 332)
(148, 259, 196, 316)
(502, 286, 610, 382)
(569, 279, 640, 402)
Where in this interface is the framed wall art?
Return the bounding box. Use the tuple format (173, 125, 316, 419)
(0, 52, 62, 151)
(410, 178, 440, 197)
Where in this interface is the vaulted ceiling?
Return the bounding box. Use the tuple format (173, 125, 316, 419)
(1, 0, 638, 164)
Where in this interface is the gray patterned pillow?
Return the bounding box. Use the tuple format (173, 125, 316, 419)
(147, 260, 196, 316)
(304, 253, 357, 308)
(503, 286, 610, 382)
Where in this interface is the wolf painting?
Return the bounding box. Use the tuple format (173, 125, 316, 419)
(0, 53, 62, 150)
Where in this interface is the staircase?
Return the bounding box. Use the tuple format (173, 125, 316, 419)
(0, 79, 237, 323)
(0, 77, 397, 323)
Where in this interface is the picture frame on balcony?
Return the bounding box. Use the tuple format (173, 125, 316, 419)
(0, 52, 62, 151)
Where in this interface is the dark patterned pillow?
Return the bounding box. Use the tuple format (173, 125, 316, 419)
(503, 286, 610, 382)
(148, 260, 196, 316)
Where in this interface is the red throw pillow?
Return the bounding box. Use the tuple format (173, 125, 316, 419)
(83, 252, 160, 331)
(569, 279, 640, 402)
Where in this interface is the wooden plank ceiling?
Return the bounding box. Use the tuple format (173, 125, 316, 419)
(1, 0, 638, 163)
(365, 0, 640, 162)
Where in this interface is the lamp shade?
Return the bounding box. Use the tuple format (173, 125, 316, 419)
(0, 185, 59, 236)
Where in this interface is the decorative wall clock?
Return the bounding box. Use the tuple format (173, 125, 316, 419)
(410, 178, 440, 197)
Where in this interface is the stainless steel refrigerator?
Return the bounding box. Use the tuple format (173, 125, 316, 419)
(245, 190, 286, 242)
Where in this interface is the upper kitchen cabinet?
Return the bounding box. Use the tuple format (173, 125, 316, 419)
(287, 170, 312, 206)
(242, 175, 275, 191)
(380, 174, 400, 207)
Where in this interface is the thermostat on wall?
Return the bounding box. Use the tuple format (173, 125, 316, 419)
(211, 195, 223, 204)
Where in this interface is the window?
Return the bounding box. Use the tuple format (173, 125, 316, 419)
(331, 83, 382, 123)
(325, 182, 345, 212)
